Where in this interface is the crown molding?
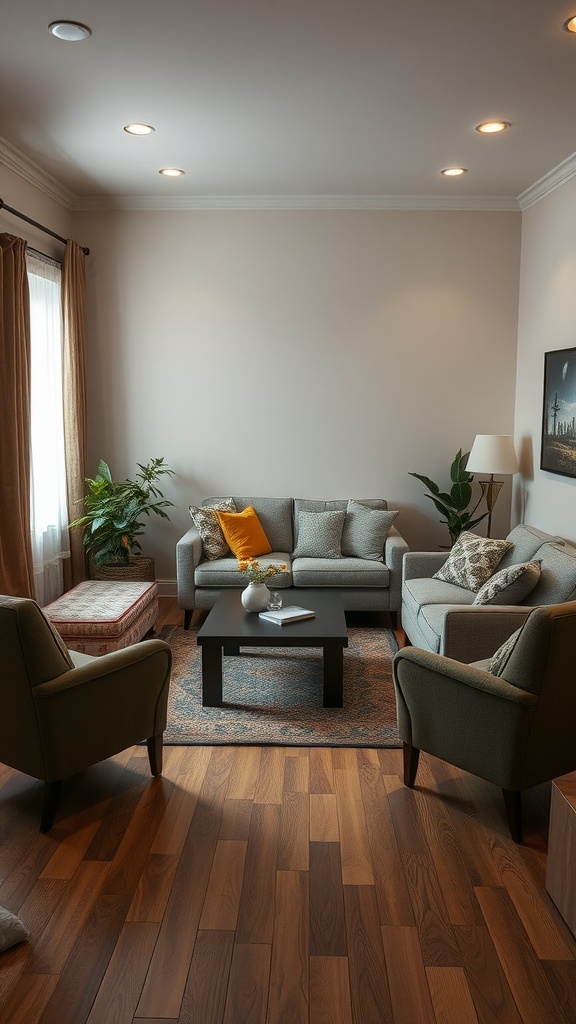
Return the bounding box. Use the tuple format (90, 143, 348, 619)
(518, 150, 576, 210)
(75, 193, 520, 212)
(0, 136, 76, 209)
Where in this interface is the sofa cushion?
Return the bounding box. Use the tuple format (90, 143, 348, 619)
(292, 557, 390, 588)
(525, 542, 576, 605)
(294, 498, 387, 546)
(195, 553, 292, 589)
(189, 498, 236, 560)
(224, 496, 294, 552)
(402, 577, 476, 622)
(473, 560, 541, 606)
(341, 500, 399, 561)
(497, 523, 562, 571)
(293, 510, 346, 559)
(433, 532, 511, 592)
(216, 506, 272, 560)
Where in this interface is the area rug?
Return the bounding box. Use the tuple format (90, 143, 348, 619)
(159, 623, 401, 747)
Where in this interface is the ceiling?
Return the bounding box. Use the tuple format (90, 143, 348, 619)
(1, 0, 576, 206)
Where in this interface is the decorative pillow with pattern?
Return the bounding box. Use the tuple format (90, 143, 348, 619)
(433, 531, 512, 592)
(0, 906, 29, 953)
(341, 501, 399, 561)
(473, 560, 541, 606)
(188, 498, 237, 560)
(488, 627, 523, 676)
(293, 510, 346, 559)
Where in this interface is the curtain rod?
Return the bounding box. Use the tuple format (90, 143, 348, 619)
(0, 198, 90, 255)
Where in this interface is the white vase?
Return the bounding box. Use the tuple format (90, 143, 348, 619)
(241, 582, 270, 612)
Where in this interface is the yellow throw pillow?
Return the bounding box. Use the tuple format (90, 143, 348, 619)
(216, 506, 272, 560)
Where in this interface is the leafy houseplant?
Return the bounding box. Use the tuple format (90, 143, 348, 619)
(409, 449, 488, 546)
(70, 457, 174, 569)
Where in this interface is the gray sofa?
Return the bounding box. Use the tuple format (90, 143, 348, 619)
(401, 523, 576, 662)
(177, 495, 409, 628)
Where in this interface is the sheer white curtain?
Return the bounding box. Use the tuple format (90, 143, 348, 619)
(27, 251, 70, 604)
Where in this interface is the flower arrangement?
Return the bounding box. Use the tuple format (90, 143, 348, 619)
(238, 558, 287, 585)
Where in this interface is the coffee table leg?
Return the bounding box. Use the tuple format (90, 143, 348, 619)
(323, 643, 344, 707)
(201, 643, 223, 706)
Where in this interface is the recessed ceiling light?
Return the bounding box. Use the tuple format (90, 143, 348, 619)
(48, 21, 92, 41)
(159, 168, 185, 177)
(475, 121, 511, 134)
(563, 15, 576, 32)
(124, 124, 155, 136)
(441, 167, 467, 177)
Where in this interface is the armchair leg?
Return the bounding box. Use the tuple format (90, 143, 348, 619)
(40, 780, 62, 833)
(403, 741, 420, 788)
(147, 733, 164, 776)
(184, 609, 193, 630)
(502, 789, 523, 843)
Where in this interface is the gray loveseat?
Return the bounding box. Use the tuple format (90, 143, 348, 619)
(401, 523, 576, 662)
(177, 495, 408, 628)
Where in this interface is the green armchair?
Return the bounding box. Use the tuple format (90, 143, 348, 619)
(0, 594, 172, 832)
(393, 600, 576, 842)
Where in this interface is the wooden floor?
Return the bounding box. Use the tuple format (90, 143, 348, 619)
(1, 599, 575, 1023)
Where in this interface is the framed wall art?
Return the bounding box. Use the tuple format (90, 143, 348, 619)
(541, 346, 576, 478)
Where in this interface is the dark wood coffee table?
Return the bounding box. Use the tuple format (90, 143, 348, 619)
(197, 588, 348, 708)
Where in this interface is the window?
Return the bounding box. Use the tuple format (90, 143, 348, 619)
(26, 251, 70, 604)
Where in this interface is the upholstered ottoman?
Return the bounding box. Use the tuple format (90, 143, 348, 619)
(44, 580, 159, 656)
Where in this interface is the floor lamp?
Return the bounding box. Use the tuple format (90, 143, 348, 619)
(466, 435, 520, 538)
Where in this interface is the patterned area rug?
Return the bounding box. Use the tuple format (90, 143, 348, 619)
(159, 622, 401, 747)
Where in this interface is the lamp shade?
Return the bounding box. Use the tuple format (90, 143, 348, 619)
(466, 434, 519, 475)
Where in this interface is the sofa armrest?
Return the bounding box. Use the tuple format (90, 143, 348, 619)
(176, 525, 203, 611)
(440, 605, 533, 663)
(402, 550, 448, 582)
(384, 526, 410, 611)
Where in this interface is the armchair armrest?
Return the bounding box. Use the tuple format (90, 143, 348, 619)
(176, 525, 203, 611)
(402, 550, 448, 582)
(384, 526, 410, 611)
(440, 605, 533, 662)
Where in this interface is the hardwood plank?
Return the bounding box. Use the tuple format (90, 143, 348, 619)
(309, 841, 347, 956)
(218, 797, 253, 840)
(278, 790, 309, 871)
(86, 922, 159, 1023)
(198, 839, 248, 930)
(358, 761, 415, 926)
(334, 767, 373, 886)
(236, 802, 281, 944)
(178, 929, 234, 1024)
(541, 960, 576, 1024)
(283, 748, 310, 793)
(381, 925, 436, 1024)
(475, 884, 571, 1024)
(453, 924, 524, 1024)
(148, 747, 211, 855)
(267, 870, 309, 1024)
(30, 861, 109, 973)
(309, 793, 339, 842)
(254, 746, 285, 804)
(344, 884, 393, 1024)
(126, 853, 179, 923)
(309, 956, 352, 1024)
(226, 746, 263, 799)
(425, 965, 479, 1024)
(222, 942, 272, 1024)
(0, 974, 59, 1024)
(401, 852, 463, 967)
(309, 747, 336, 794)
(39, 822, 100, 880)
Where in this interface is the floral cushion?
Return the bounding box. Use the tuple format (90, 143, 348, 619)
(488, 627, 523, 676)
(433, 531, 511, 592)
(189, 498, 236, 561)
(473, 560, 541, 606)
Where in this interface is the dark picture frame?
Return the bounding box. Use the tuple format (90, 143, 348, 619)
(541, 347, 576, 478)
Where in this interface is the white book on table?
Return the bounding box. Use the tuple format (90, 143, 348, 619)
(258, 606, 316, 625)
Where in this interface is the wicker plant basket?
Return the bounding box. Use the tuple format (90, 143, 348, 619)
(89, 554, 156, 582)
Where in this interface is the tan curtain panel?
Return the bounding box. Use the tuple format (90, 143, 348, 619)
(0, 233, 34, 597)
(62, 240, 88, 587)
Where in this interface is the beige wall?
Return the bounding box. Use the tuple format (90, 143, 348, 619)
(0, 163, 72, 257)
(513, 177, 576, 544)
(73, 207, 521, 585)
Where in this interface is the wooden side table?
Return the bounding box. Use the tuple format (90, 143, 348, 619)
(546, 773, 576, 938)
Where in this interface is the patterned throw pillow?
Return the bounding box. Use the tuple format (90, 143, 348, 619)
(189, 498, 236, 560)
(473, 560, 541, 606)
(433, 531, 512, 592)
(0, 906, 29, 952)
(341, 500, 399, 561)
(293, 510, 346, 559)
(488, 627, 523, 676)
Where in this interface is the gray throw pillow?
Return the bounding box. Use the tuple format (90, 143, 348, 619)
(488, 627, 523, 676)
(473, 560, 541, 606)
(189, 498, 236, 560)
(293, 510, 346, 559)
(0, 906, 29, 953)
(341, 500, 399, 561)
(433, 531, 512, 592)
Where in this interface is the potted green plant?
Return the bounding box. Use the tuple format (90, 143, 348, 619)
(409, 448, 488, 546)
(70, 457, 174, 580)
